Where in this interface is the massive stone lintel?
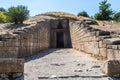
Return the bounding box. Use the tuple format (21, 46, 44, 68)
(102, 60, 120, 77)
(0, 58, 24, 73)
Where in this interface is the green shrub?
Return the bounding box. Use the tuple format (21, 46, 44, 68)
(7, 5, 29, 24)
(77, 11, 89, 17)
(113, 12, 120, 22)
(0, 11, 6, 23)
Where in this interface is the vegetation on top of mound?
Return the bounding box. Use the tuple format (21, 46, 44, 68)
(43, 12, 79, 20)
(94, 0, 114, 20)
(7, 5, 29, 24)
(96, 20, 120, 27)
(0, 11, 6, 23)
(113, 12, 120, 22)
(0, 5, 29, 24)
(77, 11, 89, 17)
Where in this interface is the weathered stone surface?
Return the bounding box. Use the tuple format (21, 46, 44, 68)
(84, 20, 98, 25)
(100, 48, 107, 58)
(107, 49, 120, 60)
(107, 49, 114, 60)
(107, 45, 112, 49)
(0, 58, 24, 73)
(96, 31, 110, 36)
(102, 60, 120, 77)
(98, 36, 111, 41)
(1, 13, 120, 78)
(103, 38, 120, 45)
(112, 45, 118, 49)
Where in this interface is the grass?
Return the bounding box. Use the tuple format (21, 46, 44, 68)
(43, 12, 78, 20)
(112, 22, 120, 27)
(96, 20, 120, 27)
(43, 12, 94, 22)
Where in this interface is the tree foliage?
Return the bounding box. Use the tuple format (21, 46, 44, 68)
(0, 7, 6, 13)
(7, 5, 29, 24)
(0, 11, 6, 23)
(113, 12, 120, 22)
(94, 0, 114, 20)
(77, 11, 89, 17)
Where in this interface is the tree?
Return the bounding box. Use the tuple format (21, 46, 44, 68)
(113, 12, 120, 22)
(0, 11, 6, 23)
(94, 0, 114, 20)
(77, 11, 89, 17)
(7, 5, 29, 24)
(0, 7, 6, 13)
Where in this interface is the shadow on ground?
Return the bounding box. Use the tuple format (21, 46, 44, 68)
(25, 49, 61, 62)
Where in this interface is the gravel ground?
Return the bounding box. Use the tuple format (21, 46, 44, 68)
(24, 48, 116, 80)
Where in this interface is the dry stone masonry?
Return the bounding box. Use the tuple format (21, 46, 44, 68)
(69, 20, 120, 77)
(0, 14, 120, 78)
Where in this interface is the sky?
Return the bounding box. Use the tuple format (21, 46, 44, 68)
(0, 0, 119, 16)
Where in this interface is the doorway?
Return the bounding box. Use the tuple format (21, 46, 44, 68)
(56, 32, 64, 48)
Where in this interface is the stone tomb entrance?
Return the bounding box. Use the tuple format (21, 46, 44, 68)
(50, 19, 71, 48)
(56, 32, 64, 48)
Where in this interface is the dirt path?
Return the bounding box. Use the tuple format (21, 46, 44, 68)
(24, 49, 111, 80)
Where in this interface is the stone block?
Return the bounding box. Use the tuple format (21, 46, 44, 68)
(102, 44, 107, 48)
(96, 31, 110, 36)
(118, 45, 120, 50)
(102, 60, 120, 77)
(112, 45, 118, 50)
(90, 32, 96, 36)
(99, 41, 103, 48)
(0, 58, 24, 73)
(103, 38, 120, 45)
(0, 48, 18, 58)
(114, 50, 120, 60)
(107, 45, 112, 49)
(107, 49, 120, 60)
(107, 49, 114, 60)
(0, 41, 4, 47)
(100, 48, 107, 58)
(98, 36, 111, 41)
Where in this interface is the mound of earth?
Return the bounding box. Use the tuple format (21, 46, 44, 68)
(1, 11, 120, 36)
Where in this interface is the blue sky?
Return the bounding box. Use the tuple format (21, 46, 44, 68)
(0, 0, 119, 16)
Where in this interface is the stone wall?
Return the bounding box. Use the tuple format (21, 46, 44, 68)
(1, 17, 120, 60)
(0, 17, 120, 77)
(69, 20, 120, 60)
(0, 20, 50, 58)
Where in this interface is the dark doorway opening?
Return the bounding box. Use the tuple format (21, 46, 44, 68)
(56, 32, 64, 48)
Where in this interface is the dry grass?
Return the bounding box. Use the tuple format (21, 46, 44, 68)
(43, 12, 95, 21)
(96, 20, 112, 25)
(96, 20, 120, 27)
(43, 12, 78, 20)
(77, 16, 92, 21)
(112, 22, 120, 27)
